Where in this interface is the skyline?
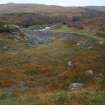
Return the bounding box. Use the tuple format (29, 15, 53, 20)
(0, 0, 105, 6)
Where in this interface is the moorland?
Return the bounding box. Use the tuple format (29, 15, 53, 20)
(0, 3, 105, 105)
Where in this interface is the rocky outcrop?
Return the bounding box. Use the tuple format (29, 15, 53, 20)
(3, 24, 26, 37)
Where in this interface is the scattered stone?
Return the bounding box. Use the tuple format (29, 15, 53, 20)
(76, 42, 81, 46)
(3, 46, 8, 49)
(76, 42, 86, 49)
(69, 83, 84, 91)
(12, 81, 28, 91)
(18, 81, 28, 91)
(14, 39, 19, 42)
(84, 69, 94, 77)
(68, 61, 72, 67)
(45, 27, 51, 30)
(4, 24, 20, 32)
(88, 46, 93, 49)
(99, 41, 104, 45)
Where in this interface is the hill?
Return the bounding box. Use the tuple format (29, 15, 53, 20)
(0, 4, 105, 16)
(0, 4, 105, 27)
(0, 3, 105, 105)
(86, 6, 105, 12)
(0, 3, 84, 17)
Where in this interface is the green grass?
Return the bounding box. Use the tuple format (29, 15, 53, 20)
(0, 26, 105, 104)
(51, 25, 105, 43)
(51, 91, 70, 105)
(0, 92, 20, 105)
(0, 91, 104, 105)
(0, 38, 29, 52)
(95, 75, 105, 85)
(26, 68, 42, 76)
(0, 91, 40, 105)
(51, 25, 71, 32)
(87, 91, 105, 105)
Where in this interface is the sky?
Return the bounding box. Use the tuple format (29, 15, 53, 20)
(0, 0, 105, 6)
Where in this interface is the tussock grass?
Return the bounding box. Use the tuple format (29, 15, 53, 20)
(0, 90, 105, 105)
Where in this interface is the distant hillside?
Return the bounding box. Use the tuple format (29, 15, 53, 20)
(0, 4, 105, 15)
(86, 6, 105, 12)
(0, 3, 105, 27)
(0, 3, 84, 17)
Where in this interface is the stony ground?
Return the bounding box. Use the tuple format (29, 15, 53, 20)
(0, 26, 105, 105)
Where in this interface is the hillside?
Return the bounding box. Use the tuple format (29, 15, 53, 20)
(0, 3, 84, 17)
(0, 4, 105, 28)
(0, 3, 105, 105)
(0, 4, 105, 16)
(0, 4, 85, 27)
(86, 6, 105, 12)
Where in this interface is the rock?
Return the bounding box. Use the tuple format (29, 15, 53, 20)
(99, 41, 104, 45)
(69, 83, 84, 91)
(68, 61, 72, 67)
(4, 24, 20, 32)
(88, 46, 93, 49)
(14, 39, 19, 42)
(76, 42, 85, 49)
(76, 42, 81, 46)
(84, 69, 94, 77)
(18, 81, 28, 91)
(3, 46, 8, 49)
(45, 27, 51, 30)
(8, 25, 19, 29)
(11, 81, 28, 91)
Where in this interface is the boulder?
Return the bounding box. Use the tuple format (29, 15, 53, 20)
(3, 46, 8, 49)
(99, 41, 104, 45)
(88, 46, 93, 49)
(69, 83, 84, 91)
(4, 24, 20, 32)
(84, 69, 94, 77)
(76, 42, 81, 46)
(67, 61, 72, 67)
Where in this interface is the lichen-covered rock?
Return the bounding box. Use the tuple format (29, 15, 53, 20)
(67, 61, 72, 67)
(84, 69, 94, 77)
(99, 41, 104, 45)
(69, 83, 84, 91)
(4, 24, 20, 32)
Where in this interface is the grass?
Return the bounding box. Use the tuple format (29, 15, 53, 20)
(0, 90, 104, 105)
(95, 75, 105, 85)
(0, 26, 105, 104)
(26, 67, 42, 76)
(51, 91, 70, 105)
(51, 25, 71, 32)
(0, 32, 105, 90)
(86, 91, 105, 105)
(52, 25, 105, 42)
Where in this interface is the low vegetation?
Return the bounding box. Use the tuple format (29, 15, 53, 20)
(0, 3, 105, 105)
(0, 90, 105, 105)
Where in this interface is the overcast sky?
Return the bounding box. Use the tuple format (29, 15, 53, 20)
(0, 0, 105, 6)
